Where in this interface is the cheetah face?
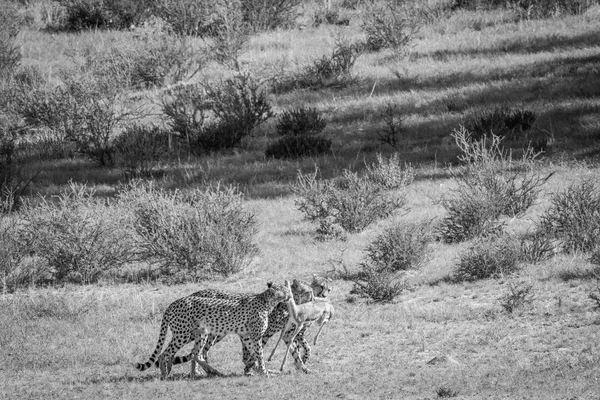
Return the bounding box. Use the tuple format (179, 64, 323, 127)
(267, 281, 291, 305)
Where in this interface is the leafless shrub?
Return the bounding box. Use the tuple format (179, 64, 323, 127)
(118, 181, 258, 280)
(294, 168, 406, 237)
(499, 278, 535, 313)
(438, 127, 550, 243)
(21, 182, 136, 284)
(366, 153, 414, 190)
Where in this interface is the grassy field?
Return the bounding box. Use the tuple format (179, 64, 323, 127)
(2, 1, 600, 399)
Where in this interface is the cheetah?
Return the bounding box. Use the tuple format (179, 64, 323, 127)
(134, 281, 289, 379)
(168, 274, 333, 374)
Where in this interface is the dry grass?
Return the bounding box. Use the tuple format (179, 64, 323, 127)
(2, 167, 600, 399)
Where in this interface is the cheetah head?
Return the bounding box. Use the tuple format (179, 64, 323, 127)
(266, 281, 291, 305)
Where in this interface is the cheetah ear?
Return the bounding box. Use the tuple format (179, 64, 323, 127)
(267, 281, 273, 288)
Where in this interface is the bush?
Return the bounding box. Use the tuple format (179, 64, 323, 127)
(438, 127, 549, 243)
(295, 168, 406, 237)
(453, 236, 521, 282)
(207, 0, 250, 69)
(366, 153, 415, 190)
(498, 278, 535, 313)
(0, 217, 41, 293)
(81, 18, 203, 89)
(13, 77, 132, 166)
(150, 0, 216, 36)
(281, 38, 363, 91)
(539, 179, 600, 253)
(0, 112, 40, 213)
(361, 1, 417, 53)
(276, 106, 327, 137)
(241, 0, 301, 31)
(377, 103, 406, 149)
(265, 135, 332, 159)
(363, 222, 431, 273)
(0, 1, 22, 79)
(21, 182, 135, 284)
(57, 0, 148, 31)
(113, 124, 172, 177)
(265, 106, 330, 159)
(351, 266, 407, 303)
(520, 232, 555, 264)
(464, 106, 537, 145)
(163, 72, 273, 153)
(118, 181, 258, 279)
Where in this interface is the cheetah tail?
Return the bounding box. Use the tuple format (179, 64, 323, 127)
(156, 353, 193, 368)
(134, 317, 169, 371)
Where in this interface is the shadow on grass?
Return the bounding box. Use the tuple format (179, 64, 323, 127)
(82, 371, 253, 385)
(557, 266, 600, 281)
(412, 30, 600, 60)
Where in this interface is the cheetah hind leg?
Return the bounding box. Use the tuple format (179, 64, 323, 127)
(190, 330, 224, 378)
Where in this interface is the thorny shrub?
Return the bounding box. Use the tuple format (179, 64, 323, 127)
(539, 179, 600, 253)
(362, 222, 431, 273)
(294, 168, 406, 237)
(0, 217, 40, 293)
(452, 235, 521, 282)
(464, 106, 539, 147)
(498, 278, 535, 313)
(265, 106, 330, 159)
(0, 1, 22, 79)
(56, 0, 148, 31)
(351, 265, 407, 303)
(519, 232, 555, 264)
(20, 182, 136, 284)
(113, 124, 173, 177)
(81, 18, 204, 89)
(163, 72, 273, 153)
(361, 1, 417, 54)
(377, 103, 406, 149)
(118, 181, 258, 280)
(0, 112, 40, 213)
(13, 76, 137, 166)
(365, 153, 415, 190)
(279, 38, 363, 91)
(438, 127, 549, 243)
(150, 0, 215, 36)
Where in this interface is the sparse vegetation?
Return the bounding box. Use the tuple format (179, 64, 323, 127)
(118, 181, 258, 281)
(365, 153, 415, 190)
(363, 222, 431, 273)
(163, 72, 273, 153)
(453, 236, 521, 282)
(265, 106, 331, 158)
(438, 128, 548, 243)
(294, 168, 407, 237)
(499, 278, 535, 313)
(361, 0, 416, 54)
(20, 182, 135, 284)
(539, 179, 600, 254)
